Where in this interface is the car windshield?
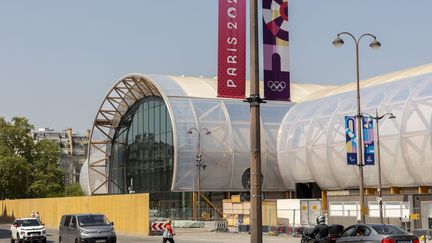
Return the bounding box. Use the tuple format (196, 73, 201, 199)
(18, 219, 41, 227)
(77, 215, 110, 227)
(371, 225, 407, 235)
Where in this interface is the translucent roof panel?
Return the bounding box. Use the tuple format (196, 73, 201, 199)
(278, 69, 432, 190)
(83, 74, 293, 195)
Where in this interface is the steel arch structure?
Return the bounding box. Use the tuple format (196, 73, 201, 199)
(82, 74, 293, 195)
(86, 75, 163, 195)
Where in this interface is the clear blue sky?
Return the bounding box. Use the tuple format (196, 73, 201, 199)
(1, 0, 432, 133)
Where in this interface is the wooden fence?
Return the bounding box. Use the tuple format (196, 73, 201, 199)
(0, 193, 150, 235)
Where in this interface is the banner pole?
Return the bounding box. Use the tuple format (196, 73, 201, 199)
(248, 0, 263, 242)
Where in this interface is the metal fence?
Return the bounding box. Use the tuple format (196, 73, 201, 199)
(149, 201, 432, 236)
(150, 206, 223, 221)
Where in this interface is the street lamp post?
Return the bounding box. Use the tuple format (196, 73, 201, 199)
(333, 32, 381, 223)
(362, 110, 395, 224)
(187, 127, 211, 221)
(247, 0, 264, 242)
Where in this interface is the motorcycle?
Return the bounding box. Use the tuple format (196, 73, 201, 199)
(300, 224, 344, 243)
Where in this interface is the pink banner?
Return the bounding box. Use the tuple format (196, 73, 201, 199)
(218, 0, 246, 99)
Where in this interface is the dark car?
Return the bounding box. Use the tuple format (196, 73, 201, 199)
(336, 224, 419, 243)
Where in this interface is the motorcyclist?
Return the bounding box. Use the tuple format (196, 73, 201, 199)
(310, 215, 329, 242)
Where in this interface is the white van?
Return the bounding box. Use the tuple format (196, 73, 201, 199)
(59, 214, 116, 243)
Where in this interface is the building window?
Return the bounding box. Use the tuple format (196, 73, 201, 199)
(329, 201, 359, 218)
(368, 201, 410, 219)
(109, 96, 174, 197)
(369, 201, 410, 219)
(329, 202, 343, 216)
(330, 200, 410, 219)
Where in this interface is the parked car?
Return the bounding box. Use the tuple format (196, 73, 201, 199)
(336, 224, 419, 243)
(59, 214, 116, 243)
(10, 218, 47, 243)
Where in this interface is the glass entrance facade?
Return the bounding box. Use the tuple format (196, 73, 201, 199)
(109, 97, 177, 199)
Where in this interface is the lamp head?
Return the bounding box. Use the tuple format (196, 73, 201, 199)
(187, 129, 193, 134)
(369, 39, 381, 50)
(205, 130, 211, 135)
(389, 113, 396, 119)
(332, 37, 344, 48)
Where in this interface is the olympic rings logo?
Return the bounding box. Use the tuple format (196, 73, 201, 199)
(268, 81, 287, 92)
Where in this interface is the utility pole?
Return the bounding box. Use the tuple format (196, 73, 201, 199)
(245, 0, 263, 242)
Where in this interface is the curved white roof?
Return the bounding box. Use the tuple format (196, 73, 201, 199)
(167, 75, 333, 102)
(299, 63, 432, 101)
(81, 63, 432, 194)
(278, 63, 432, 190)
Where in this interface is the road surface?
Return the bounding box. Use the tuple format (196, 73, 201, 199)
(0, 224, 301, 242)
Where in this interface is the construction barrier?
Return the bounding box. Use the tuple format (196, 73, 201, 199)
(150, 219, 168, 235)
(0, 193, 150, 235)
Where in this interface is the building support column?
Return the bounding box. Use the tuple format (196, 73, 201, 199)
(321, 191, 328, 215)
(192, 191, 198, 220)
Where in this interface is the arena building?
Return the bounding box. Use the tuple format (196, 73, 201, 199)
(80, 64, 432, 229)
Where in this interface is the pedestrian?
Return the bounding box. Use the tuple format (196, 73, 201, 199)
(36, 211, 41, 222)
(30, 211, 36, 218)
(162, 220, 175, 243)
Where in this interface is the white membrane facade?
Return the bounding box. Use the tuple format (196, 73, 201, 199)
(81, 64, 432, 195)
(278, 64, 432, 191)
(81, 74, 333, 195)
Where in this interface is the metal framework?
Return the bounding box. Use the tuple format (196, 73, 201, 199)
(87, 75, 161, 195)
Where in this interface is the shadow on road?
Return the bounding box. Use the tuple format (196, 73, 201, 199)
(0, 229, 56, 242)
(0, 227, 10, 239)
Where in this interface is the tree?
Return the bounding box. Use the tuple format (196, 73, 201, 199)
(65, 183, 84, 196)
(0, 117, 34, 159)
(30, 139, 65, 198)
(0, 117, 65, 199)
(0, 156, 30, 199)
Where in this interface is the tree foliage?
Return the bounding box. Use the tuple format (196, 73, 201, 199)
(0, 117, 65, 199)
(65, 183, 84, 197)
(0, 156, 29, 199)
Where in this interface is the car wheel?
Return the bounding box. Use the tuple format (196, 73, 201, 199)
(59, 236, 62, 243)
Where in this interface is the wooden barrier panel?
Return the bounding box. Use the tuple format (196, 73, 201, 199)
(262, 200, 277, 227)
(0, 193, 149, 235)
